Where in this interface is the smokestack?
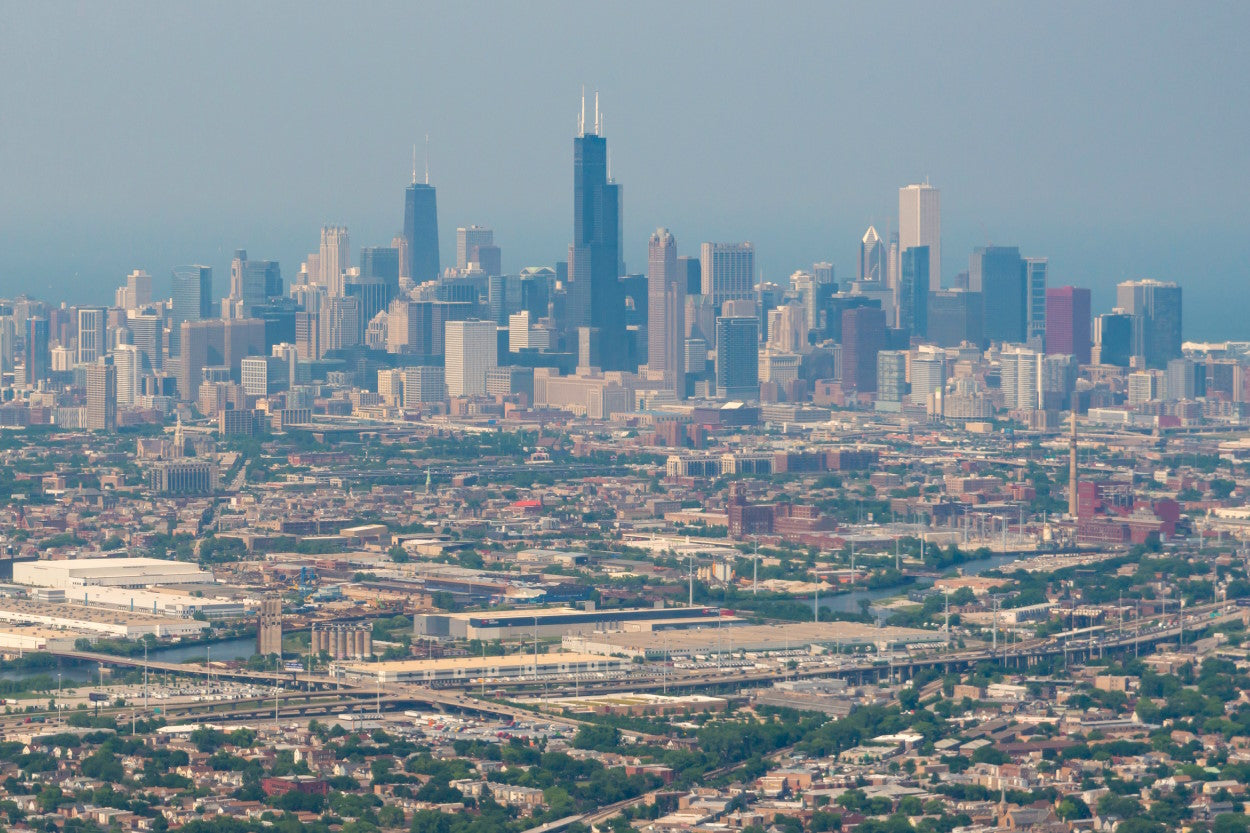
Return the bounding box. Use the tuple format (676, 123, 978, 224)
(1068, 411, 1079, 518)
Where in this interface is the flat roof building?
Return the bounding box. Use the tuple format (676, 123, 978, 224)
(13, 557, 213, 590)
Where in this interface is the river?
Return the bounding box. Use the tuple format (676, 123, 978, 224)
(819, 551, 1027, 616)
(0, 636, 258, 684)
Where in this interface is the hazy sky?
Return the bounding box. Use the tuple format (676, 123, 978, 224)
(2, 1, 1248, 337)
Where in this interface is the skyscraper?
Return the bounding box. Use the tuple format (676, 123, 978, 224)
(172, 265, 213, 323)
(647, 228, 686, 398)
(405, 165, 440, 283)
(1094, 312, 1133, 367)
(76, 307, 106, 365)
(860, 226, 885, 282)
(445, 319, 497, 397)
(899, 183, 940, 291)
(969, 246, 1027, 345)
(1045, 286, 1091, 364)
(569, 95, 627, 370)
(228, 251, 281, 317)
(841, 306, 886, 393)
(85, 356, 117, 432)
(319, 226, 350, 298)
(700, 242, 755, 309)
(1116, 279, 1182, 368)
(456, 226, 495, 271)
(1025, 258, 1048, 348)
(25, 316, 49, 385)
(715, 316, 758, 400)
(898, 246, 930, 339)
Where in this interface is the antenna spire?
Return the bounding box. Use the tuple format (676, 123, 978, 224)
(594, 90, 600, 135)
(424, 134, 429, 185)
(411, 144, 417, 185)
(579, 86, 586, 135)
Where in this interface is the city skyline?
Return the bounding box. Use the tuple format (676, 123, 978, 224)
(1, 3, 1248, 338)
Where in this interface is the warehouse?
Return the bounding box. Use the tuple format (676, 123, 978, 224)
(0, 599, 208, 638)
(32, 586, 246, 620)
(414, 605, 729, 641)
(13, 557, 213, 590)
(335, 652, 627, 684)
(562, 621, 946, 660)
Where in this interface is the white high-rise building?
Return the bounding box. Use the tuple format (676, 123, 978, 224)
(444, 319, 497, 398)
(113, 344, 140, 408)
(77, 308, 107, 365)
(456, 226, 495, 272)
(647, 228, 686, 397)
(1000, 347, 1039, 411)
(700, 242, 755, 309)
(899, 183, 941, 291)
(319, 226, 350, 298)
(910, 350, 946, 406)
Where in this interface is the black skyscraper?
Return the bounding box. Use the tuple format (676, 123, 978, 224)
(970, 246, 1027, 345)
(405, 181, 440, 283)
(569, 99, 627, 370)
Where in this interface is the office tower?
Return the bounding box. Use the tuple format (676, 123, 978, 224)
(1116, 279, 1182, 368)
(241, 356, 288, 396)
(898, 246, 930, 338)
(701, 242, 755, 309)
(359, 245, 400, 289)
(118, 269, 152, 310)
(126, 307, 163, 373)
(925, 288, 980, 347)
(1038, 354, 1076, 410)
(840, 306, 886, 393)
(647, 228, 686, 397)
(876, 350, 907, 405)
(1094, 312, 1133, 367)
(678, 255, 702, 296)
(569, 96, 627, 370)
(509, 310, 551, 352)
(1000, 348, 1040, 410)
(228, 251, 281, 316)
(820, 296, 879, 342)
(715, 316, 759, 399)
(257, 597, 283, 657)
(172, 265, 213, 323)
(899, 183, 940, 290)
(85, 356, 117, 431)
(1165, 358, 1204, 401)
(860, 226, 885, 282)
(1045, 286, 1091, 364)
(457, 226, 495, 271)
(886, 230, 900, 291)
(318, 226, 350, 297)
(403, 366, 446, 405)
(519, 268, 552, 319)
(445, 319, 497, 397)
(25, 316, 50, 384)
(405, 152, 441, 283)
(910, 350, 946, 406)
(1025, 258, 1048, 348)
(76, 307, 107, 365)
(767, 304, 805, 353)
(813, 261, 835, 287)
(113, 344, 139, 408)
(969, 246, 1027, 345)
(1127, 371, 1159, 405)
(319, 296, 361, 354)
(177, 318, 265, 400)
(0, 316, 14, 373)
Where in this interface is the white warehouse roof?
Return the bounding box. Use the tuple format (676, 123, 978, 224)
(12, 557, 213, 589)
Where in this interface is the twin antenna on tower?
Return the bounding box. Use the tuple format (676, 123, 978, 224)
(411, 136, 430, 185)
(578, 87, 602, 136)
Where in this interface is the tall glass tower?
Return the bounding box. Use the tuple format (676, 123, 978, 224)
(569, 94, 627, 370)
(405, 166, 440, 284)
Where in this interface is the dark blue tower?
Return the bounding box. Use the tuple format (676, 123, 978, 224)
(569, 93, 627, 370)
(404, 146, 440, 283)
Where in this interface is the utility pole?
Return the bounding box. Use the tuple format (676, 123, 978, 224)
(688, 555, 694, 607)
(144, 643, 148, 711)
(944, 589, 951, 648)
(753, 539, 759, 596)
